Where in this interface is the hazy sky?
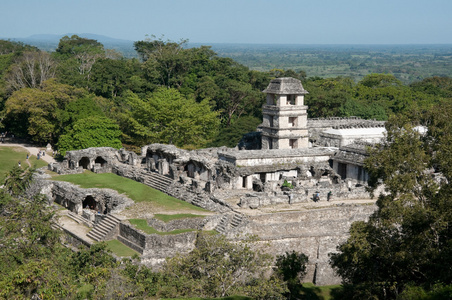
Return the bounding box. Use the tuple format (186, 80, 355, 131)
(1, 0, 451, 44)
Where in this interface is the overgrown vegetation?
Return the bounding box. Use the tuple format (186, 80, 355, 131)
(2, 37, 451, 151)
(0, 167, 297, 298)
(330, 103, 452, 299)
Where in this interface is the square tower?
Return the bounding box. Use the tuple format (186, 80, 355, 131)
(261, 77, 309, 149)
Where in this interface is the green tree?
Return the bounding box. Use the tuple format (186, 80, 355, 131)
(330, 105, 452, 299)
(3, 79, 86, 143)
(275, 250, 309, 299)
(0, 167, 74, 299)
(135, 36, 189, 88)
(304, 77, 354, 118)
(160, 232, 286, 299)
(5, 50, 57, 93)
(88, 57, 145, 98)
(54, 35, 105, 88)
(209, 115, 261, 147)
(120, 87, 220, 148)
(339, 98, 388, 120)
(57, 116, 122, 155)
(410, 76, 452, 98)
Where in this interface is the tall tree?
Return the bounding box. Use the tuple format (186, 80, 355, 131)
(120, 87, 220, 148)
(5, 50, 56, 93)
(3, 79, 86, 143)
(330, 105, 452, 299)
(135, 36, 189, 88)
(161, 233, 286, 299)
(57, 116, 122, 155)
(55, 35, 105, 88)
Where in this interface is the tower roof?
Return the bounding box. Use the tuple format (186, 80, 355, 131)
(263, 77, 308, 95)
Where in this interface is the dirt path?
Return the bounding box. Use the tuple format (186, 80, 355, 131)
(1, 141, 56, 164)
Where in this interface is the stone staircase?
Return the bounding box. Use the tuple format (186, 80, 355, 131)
(68, 211, 93, 227)
(231, 213, 244, 228)
(87, 214, 121, 242)
(140, 171, 173, 193)
(189, 194, 205, 208)
(215, 212, 244, 234)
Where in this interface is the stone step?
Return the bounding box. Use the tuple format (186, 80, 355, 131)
(100, 216, 119, 228)
(143, 180, 167, 192)
(215, 214, 230, 234)
(143, 178, 167, 187)
(86, 214, 121, 242)
(87, 232, 102, 242)
(68, 212, 85, 224)
(141, 171, 173, 183)
(231, 214, 243, 227)
(142, 174, 171, 190)
(191, 196, 204, 206)
(107, 214, 121, 223)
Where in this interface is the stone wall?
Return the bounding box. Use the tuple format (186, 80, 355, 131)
(308, 117, 386, 143)
(119, 221, 198, 269)
(147, 216, 208, 232)
(240, 204, 377, 285)
(49, 181, 134, 215)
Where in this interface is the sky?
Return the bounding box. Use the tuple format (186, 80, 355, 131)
(1, 0, 452, 44)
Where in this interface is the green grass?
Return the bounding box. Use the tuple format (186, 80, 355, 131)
(0, 146, 48, 183)
(162, 296, 252, 300)
(299, 282, 342, 300)
(52, 171, 207, 212)
(105, 239, 139, 257)
(129, 218, 196, 235)
(154, 213, 206, 223)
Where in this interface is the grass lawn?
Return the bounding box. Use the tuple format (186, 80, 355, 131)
(0, 146, 48, 183)
(105, 239, 139, 257)
(162, 296, 252, 300)
(52, 171, 207, 212)
(129, 218, 196, 235)
(154, 213, 206, 222)
(299, 282, 342, 300)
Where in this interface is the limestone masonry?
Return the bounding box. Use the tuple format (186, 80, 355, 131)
(44, 77, 385, 285)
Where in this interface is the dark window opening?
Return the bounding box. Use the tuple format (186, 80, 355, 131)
(95, 156, 107, 167)
(338, 163, 347, 180)
(83, 195, 97, 211)
(79, 157, 90, 169)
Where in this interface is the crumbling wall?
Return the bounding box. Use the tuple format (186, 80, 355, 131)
(147, 216, 208, 232)
(118, 221, 198, 269)
(241, 204, 377, 285)
(49, 181, 134, 214)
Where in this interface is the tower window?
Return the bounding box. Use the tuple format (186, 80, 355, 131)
(287, 95, 295, 105)
(289, 117, 297, 127)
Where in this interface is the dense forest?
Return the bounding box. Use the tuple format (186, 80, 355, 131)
(1, 36, 452, 299)
(1, 36, 452, 154)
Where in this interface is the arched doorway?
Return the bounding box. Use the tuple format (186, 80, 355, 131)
(95, 156, 107, 167)
(83, 195, 97, 210)
(79, 157, 90, 169)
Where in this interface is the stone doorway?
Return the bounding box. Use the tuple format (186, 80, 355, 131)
(83, 195, 97, 211)
(95, 156, 107, 167)
(79, 157, 90, 169)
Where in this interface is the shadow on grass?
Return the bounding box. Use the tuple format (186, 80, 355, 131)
(290, 282, 342, 300)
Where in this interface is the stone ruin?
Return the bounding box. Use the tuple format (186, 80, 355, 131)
(43, 77, 388, 285)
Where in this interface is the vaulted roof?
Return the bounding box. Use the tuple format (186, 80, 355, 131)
(263, 77, 308, 95)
